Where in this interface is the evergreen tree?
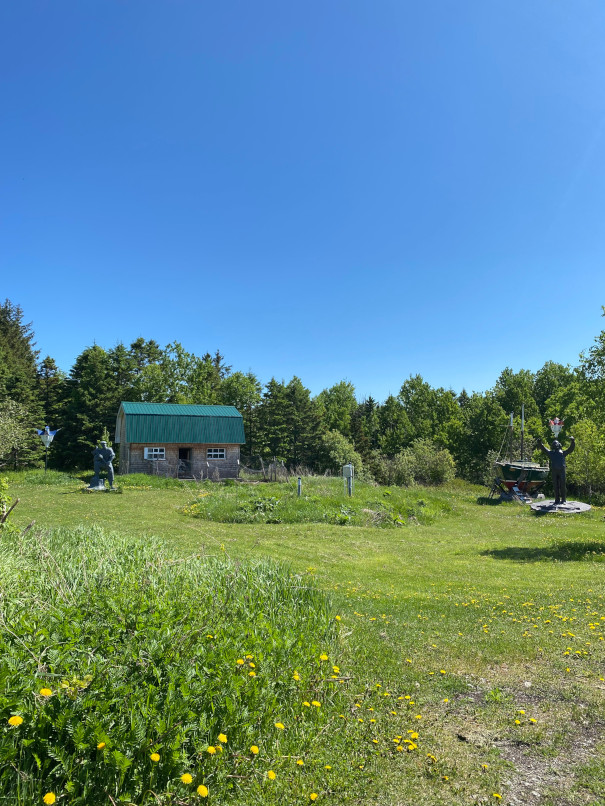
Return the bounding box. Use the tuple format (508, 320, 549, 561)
(257, 379, 290, 461)
(285, 377, 323, 467)
(0, 300, 44, 466)
(57, 346, 117, 469)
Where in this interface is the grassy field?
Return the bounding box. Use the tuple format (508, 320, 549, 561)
(4, 472, 605, 805)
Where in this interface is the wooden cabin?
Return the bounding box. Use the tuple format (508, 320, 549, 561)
(114, 402, 245, 479)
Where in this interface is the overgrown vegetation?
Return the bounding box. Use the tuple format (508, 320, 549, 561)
(0, 525, 357, 805)
(181, 476, 455, 527)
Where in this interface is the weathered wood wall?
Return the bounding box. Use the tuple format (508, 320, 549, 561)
(119, 443, 240, 479)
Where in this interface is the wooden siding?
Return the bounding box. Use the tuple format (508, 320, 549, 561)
(120, 443, 240, 479)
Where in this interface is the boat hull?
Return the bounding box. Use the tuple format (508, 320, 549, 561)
(494, 460, 549, 494)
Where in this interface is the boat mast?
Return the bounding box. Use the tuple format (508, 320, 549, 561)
(508, 412, 513, 461)
(521, 403, 525, 461)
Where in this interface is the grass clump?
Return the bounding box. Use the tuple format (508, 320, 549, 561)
(181, 477, 456, 527)
(0, 526, 354, 805)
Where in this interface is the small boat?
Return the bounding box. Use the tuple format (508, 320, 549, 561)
(493, 406, 548, 499)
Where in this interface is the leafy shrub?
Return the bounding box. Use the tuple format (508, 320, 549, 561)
(366, 441, 455, 487)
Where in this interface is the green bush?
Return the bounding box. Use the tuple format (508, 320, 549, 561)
(365, 441, 455, 487)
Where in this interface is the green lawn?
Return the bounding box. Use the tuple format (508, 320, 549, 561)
(5, 473, 605, 805)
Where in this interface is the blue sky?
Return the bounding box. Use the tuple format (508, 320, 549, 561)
(3, 1, 605, 401)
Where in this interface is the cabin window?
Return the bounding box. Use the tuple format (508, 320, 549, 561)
(144, 447, 166, 460)
(207, 447, 225, 459)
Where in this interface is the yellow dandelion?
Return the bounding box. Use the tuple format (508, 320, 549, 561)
(197, 784, 209, 797)
(236, 659, 245, 665)
(267, 770, 276, 780)
(396, 744, 404, 752)
(250, 745, 259, 755)
(39, 688, 52, 697)
(293, 672, 300, 681)
(312, 700, 321, 707)
(97, 742, 106, 750)
(335, 615, 341, 621)
(43, 795, 56, 805)
(297, 759, 304, 766)
(303, 701, 311, 707)
(319, 653, 328, 661)
(218, 733, 227, 743)
(325, 764, 332, 769)
(8, 716, 23, 727)
(249, 671, 256, 677)
(207, 746, 216, 755)
(150, 752, 160, 762)
(181, 773, 193, 784)
(249, 662, 256, 669)
(275, 722, 285, 730)
(310, 794, 318, 801)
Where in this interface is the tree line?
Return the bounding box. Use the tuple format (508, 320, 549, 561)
(2, 298, 605, 497)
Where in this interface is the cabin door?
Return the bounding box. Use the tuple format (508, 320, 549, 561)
(178, 448, 192, 477)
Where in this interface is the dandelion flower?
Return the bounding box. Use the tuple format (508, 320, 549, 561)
(207, 746, 216, 755)
(293, 672, 300, 681)
(236, 659, 245, 665)
(335, 615, 341, 621)
(250, 745, 259, 755)
(218, 733, 227, 743)
(181, 773, 193, 784)
(39, 688, 52, 697)
(97, 742, 106, 750)
(303, 701, 311, 707)
(267, 770, 276, 780)
(310, 794, 318, 801)
(43, 795, 56, 805)
(325, 765, 331, 769)
(312, 701, 321, 707)
(197, 784, 209, 797)
(297, 759, 304, 766)
(319, 653, 328, 661)
(249, 671, 256, 677)
(8, 716, 23, 727)
(150, 752, 160, 762)
(275, 722, 285, 730)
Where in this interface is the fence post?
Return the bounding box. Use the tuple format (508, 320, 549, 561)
(297, 477, 302, 497)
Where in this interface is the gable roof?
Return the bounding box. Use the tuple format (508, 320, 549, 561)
(116, 402, 245, 444)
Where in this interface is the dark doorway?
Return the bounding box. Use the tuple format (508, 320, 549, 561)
(178, 448, 192, 478)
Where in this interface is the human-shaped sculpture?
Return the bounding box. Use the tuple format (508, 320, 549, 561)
(537, 436, 575, 505)
(89, 440, 116, 489)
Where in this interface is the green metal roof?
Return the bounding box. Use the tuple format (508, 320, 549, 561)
(117, 402, 245, 444)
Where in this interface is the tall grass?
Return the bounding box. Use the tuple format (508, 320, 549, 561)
(0, 526, 353, 804)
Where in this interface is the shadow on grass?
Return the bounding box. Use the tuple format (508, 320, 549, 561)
(477, 496, 505, 506)
(481, 542, 605, 563)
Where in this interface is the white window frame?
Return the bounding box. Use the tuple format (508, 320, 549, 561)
(144, 447, 166, 460)
(207, 447, 225, 459)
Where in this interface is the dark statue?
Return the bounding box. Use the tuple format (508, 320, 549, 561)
(537, 436, 575, 505)
(88, 440, 116, 490)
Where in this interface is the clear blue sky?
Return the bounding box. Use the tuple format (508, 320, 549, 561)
(3, 1, 605, 401)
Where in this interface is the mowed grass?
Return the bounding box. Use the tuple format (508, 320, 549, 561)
(5, 473, 605, 805)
